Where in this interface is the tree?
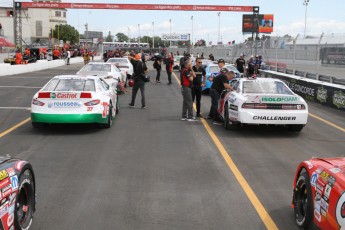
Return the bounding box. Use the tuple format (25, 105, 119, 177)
(105, 31, 113, 42)
(116, 33, 129, 42)
(51, 24, 79, 44)
(195, 39, 206, 47)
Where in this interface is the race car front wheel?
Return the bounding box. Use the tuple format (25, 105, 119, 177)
(289, 125, 304, 132)
(15, 169, 35, 230)
(294, 171, 313, 229)
(224, 104, 239, 130)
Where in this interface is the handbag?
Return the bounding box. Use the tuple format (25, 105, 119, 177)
(142, 74, 150, 82)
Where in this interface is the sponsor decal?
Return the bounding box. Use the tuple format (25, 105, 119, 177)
(0, 178, 10, 189)
(15, 161, 26, 171)
(49, 101, 81, 108)
(0, 170, 8, 181)
(102, 102, 109, 118)
(8, 204, 14, 214)
(314, 204, 322, 222)
(320, 208, 327, 218)
(251, 96, 261, 104)
(329, 168, 341, 174)
(2, 184, 12, 198)
(7, 213, 14, 226)
(305, 161, 313, 169)
(229, 104, 238, 111)
(317, 87, 327, 103)
(320, 171, 330, 181)
(0, 203, 8, 218)
(336, 192, 345, 228)
(6, 168, 15, 177)
(310, 172, 318, 187)
(51, 92, 77, 99)
(10, 176, 18, 191)
(261, 97, 298, 102)
(87, 107, 93, 111)
(328, 176, 336, 185)
(253, 116, 296, 121)
(8, 193, 16, 205)
(333, 91, 345, 109)
(324, 184, 332, 199)
(320, 198, 329, 212)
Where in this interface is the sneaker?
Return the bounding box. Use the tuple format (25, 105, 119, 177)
(196, 114, 203, 118)
(206, 116, 213, 120)
(141, 106, 146, 109)
(129, 103, 135, 108)
(187, 117, 197, 122)
(213, 121, 222, 125)
(181, 118, 188, 121)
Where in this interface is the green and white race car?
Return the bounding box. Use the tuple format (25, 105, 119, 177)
(31, 75, 119, 128)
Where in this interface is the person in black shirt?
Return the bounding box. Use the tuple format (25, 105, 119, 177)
(129, 54, 148, 109)
(209, 68, 235, 125)
(235, 54, 246, 74)
(192, 58, 206, 117)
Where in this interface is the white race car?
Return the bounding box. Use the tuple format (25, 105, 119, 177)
(107, 57, 134, 80)
(31, 75, 118, 128)
(218, 78, 308, 131)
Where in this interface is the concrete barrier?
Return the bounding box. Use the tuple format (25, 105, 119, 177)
(0, 56, 101, 76)
(261, 70, 345, 111)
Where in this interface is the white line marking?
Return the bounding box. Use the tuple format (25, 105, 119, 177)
(0, 86, 41, 89)
(0, 107, 31, 110)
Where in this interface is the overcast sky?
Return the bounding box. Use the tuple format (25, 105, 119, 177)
(2, 0, 345, 43)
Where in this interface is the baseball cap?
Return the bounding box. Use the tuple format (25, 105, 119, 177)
(219, 67, 229, 74)
(218, 59, 225, 64)
(134, 54, 141, 59)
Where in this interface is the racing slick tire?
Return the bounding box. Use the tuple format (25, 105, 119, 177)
(15, 169, 35, 230)
(293, 171, 313, 229)
(289, 125, 304, 132)
(224, 103, 239, 130)
(31, 122, 44, 129)
(116, 101, 119, 115)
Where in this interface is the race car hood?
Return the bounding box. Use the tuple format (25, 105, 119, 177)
(309, 157, 345, 181)
(244, 94, 305, 104)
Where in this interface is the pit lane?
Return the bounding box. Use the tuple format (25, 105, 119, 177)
(0, 62, 344, 229)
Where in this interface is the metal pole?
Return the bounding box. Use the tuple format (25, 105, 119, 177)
(217, 12, 221, 43)
(169, 19, 171, 47)
(316, 32, 324, 79)
(191, 16, 193, 47)
(138, 24, 140, 45)
(152, 22, 154, 49)
(293, 34, 299, 75)
(275, 37, 279, 71)
(127, 27, 130, 43)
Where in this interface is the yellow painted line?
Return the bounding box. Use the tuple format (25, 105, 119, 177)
(309, 113, 345, 133)
(172, 72, 279, 229)
(0, 117, 31, 139)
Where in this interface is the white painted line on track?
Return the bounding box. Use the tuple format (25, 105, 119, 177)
(0, 86, 41, 89)
(0, 107, 31, 110)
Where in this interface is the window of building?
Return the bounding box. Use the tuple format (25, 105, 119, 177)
(55, 11, 61, 17)
(36, 21, 42, 37)
(63, 12, 66, 18)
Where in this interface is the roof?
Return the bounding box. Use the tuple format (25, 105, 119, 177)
(54, 75, 101, 80)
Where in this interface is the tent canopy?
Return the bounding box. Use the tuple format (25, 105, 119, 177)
(0, 38, 15, 47)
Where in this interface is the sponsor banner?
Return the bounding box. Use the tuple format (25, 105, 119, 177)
(50, 92, 78, 99)
(48, 101, 81, 108)
(161, 34, 189, 41)
(21, 2, 254, 12)
(265, 73, 345, 111)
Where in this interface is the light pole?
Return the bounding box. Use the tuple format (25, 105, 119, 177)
(138, 24, 141, 45)
(152, 22, 154, 49)
(191, 16, 193, 47)
(303, 0, 310, 38)
(169, 19, 172, 47)
(217, 12, 221, 43)
(128, 27, 131, 43)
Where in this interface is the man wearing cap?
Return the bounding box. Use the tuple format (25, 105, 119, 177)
(181, 59, 196, 121)
(209, 68, 235, 125)
(192, 58, 206, 117)
(218, 59, 225, 69)
(235, 54, 246, 75)
(129, 53, 148, 109)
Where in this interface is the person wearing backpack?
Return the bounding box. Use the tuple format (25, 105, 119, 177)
(153, 58, 162, 83)
(129, 54, 148, 109)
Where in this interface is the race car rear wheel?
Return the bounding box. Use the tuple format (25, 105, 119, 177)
(294, 171, 313, 229)
(15, 169, 35, 230)
(289, 125, 304, 132)
(32, 122, 44, 129)
(102, 102, 113, 128)
(116, 101, 119, 114)
(224, 103, 238, 130)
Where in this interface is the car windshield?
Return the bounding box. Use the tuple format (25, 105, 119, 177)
(43, 78, 96, 91)
(209, 66, 219, 73)
(108, 59, 127, 63)
(79, 64, 111, 74)
(242, 81, 293, 95)
(226, 65, 238, 72)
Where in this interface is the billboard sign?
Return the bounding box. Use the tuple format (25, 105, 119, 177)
(242, 14, 274, 33)
(161, 34, 190, 41)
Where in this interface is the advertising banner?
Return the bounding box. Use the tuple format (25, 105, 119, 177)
(242, 14, 274, 33)
(161, 34, 189, 41)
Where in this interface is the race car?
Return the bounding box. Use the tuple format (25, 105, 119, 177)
(0, 156, 35, 230)
(218, 77, 308, 131)
(31, 75, 118, 128)
(107, 57, 134, 80)
(292, 157, 345, 229)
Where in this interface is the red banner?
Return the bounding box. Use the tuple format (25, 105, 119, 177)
(20, 2, 254, 12)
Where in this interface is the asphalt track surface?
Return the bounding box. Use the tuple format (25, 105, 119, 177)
(0, 62, 344, 230)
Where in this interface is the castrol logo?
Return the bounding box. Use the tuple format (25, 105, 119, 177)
(51, 93, 77, 99)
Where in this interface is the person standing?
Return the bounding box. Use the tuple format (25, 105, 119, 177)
(141, 50, 146, 63)
(129, 54, 148, 109)
(66, 50, 71, 65)
(192, 58, 206, 117)
(217, 58, 225, 69)
(153, 58, 162, 83)
(235, 54, 246, 75)
(165, 52, 173, 85)
(209, 68, 235, 125)
(181, 60, 196, 121)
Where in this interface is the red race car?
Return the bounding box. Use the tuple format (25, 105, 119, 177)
(292, 157, 345, 229)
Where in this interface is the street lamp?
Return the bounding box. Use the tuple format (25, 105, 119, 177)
(191, 16, 193, 47)
(138, 24, 141, 45)
(152, 22, 154, 49)
(217, 12, 221, 43)
(303, 0, 310, 38)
